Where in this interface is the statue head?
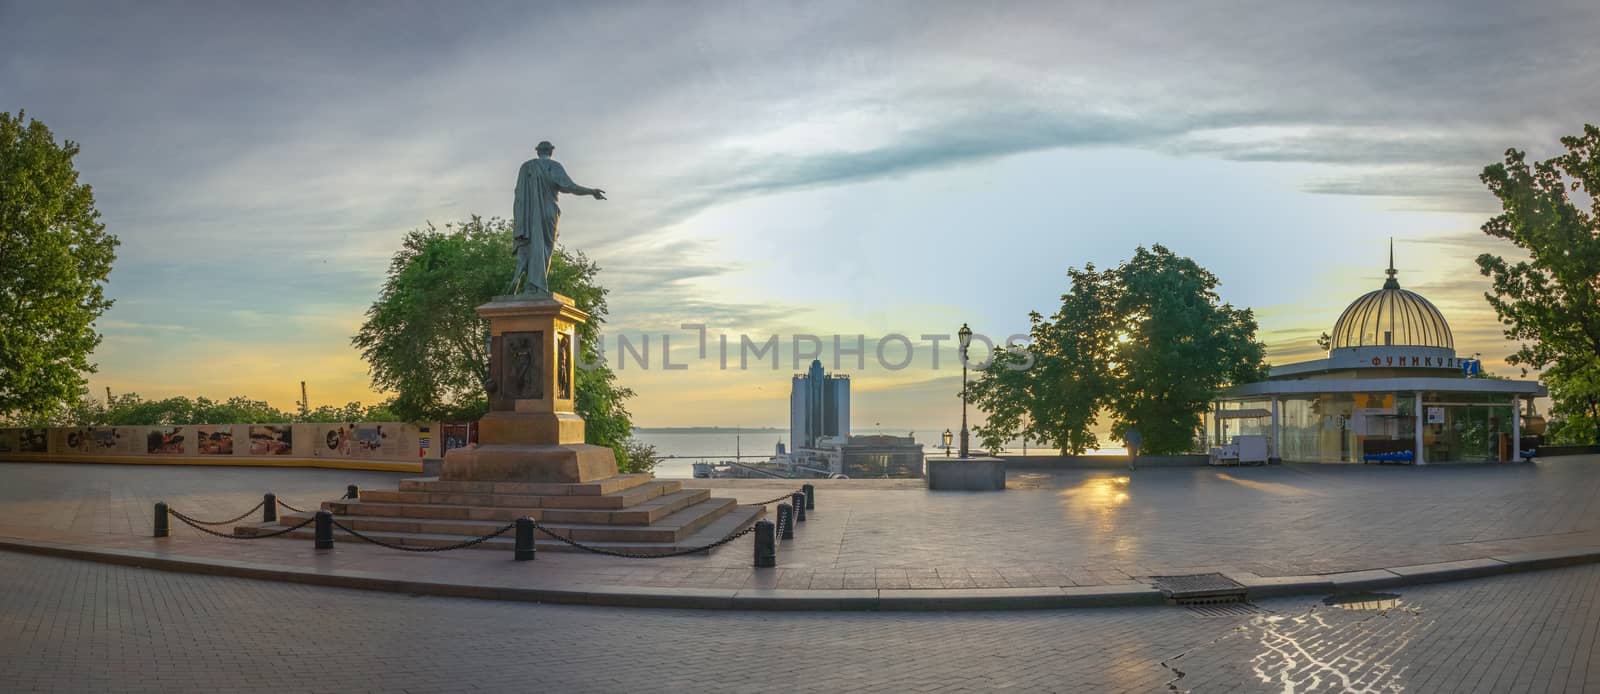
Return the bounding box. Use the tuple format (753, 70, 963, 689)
(535, 141, 554, 157)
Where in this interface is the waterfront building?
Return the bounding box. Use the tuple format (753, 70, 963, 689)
(1209, 250, 1546, 464)
(809, 434, 927, 478)
(790, 359, 849, 451)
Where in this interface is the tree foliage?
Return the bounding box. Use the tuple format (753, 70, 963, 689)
(970, 245, 1268, 455)
(1544, 357, 1600, 445)
(1478, 124, 1600, 445)
(64, 392, 396, 426)
(352, 216, 645, 468)
(0, 111, 119, 424)
(1477, 123, 1600, 372)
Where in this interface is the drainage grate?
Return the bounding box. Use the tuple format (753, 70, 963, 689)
(1152, 573, 1246, 596)
(1186, 602, 1264, 618)
(1152, 573, 1248, 605)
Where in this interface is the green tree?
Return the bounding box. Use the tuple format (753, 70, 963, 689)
(620, 438, 660, 476)
(1478, 124, 1600, 371)
(1478, 124, 1600, 444)
(970, 245, 1267, 455)
(81, 393, 291, 425)
(0, 112, 119, 424)
(352, 216, 643, 467)
(1544, 357, 1600, 445)
(968, 265, 1115, 454)
(63, 392, 403, 426)
(1111, 246, 1268, 454)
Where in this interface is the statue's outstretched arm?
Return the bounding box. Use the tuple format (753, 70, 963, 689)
(552, 162, 606, 199)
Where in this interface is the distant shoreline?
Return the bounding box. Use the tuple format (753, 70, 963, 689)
(633, 426, 785, 434)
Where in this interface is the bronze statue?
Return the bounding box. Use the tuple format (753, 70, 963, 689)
(511, 141, 605, 295)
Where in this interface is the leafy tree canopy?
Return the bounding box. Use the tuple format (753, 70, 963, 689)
(1478, 124, 1600, 370)
(1478, 124, 1600, 445)
(0, 111, 119, 424)
(64, 392, 396, 426)
(352, 216, 648, 472)
(970, 245, 1267, 455)
(1543, 357, 1600, 446)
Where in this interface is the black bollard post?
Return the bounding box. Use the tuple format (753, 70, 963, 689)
(153, 501, 169, 538)
(792, 492, 807, 522)
(314, 510, 334, 549)
(777, 503, 795, 540)
(345, 484, 359, 500)
(515, 517, 536, 561)
(802, 483, 815, 511)
(753, 519, 776, 568)
(263, 493, 278, 523)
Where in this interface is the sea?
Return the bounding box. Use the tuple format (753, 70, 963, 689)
(632, 428, 1123, 478)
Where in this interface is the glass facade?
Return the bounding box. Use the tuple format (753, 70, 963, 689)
(1212, 390, 1520, 463)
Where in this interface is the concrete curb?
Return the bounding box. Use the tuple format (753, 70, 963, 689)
(3, 536, 1598, 611)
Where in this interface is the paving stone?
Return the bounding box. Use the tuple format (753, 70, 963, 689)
(9, 550, 1598, 691)
(6, 457, 1600, 595)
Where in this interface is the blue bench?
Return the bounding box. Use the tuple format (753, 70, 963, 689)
(1362, 450, 1414, 464)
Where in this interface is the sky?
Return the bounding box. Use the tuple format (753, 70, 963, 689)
(3, 0, 1597, 429)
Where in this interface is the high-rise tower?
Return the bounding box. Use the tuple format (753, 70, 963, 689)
(789, 359, 850, 451)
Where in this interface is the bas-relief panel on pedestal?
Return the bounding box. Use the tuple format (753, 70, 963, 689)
(557, 332, 572, 401)
(489, 331, 543, 410)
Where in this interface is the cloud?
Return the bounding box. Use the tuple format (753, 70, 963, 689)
(8, 0, 1598, 418)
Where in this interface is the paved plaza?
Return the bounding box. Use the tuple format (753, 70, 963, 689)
(2, 458, 1600, 595)
(4, 549, 1600, 692)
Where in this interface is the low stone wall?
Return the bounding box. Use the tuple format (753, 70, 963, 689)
(999, 454, 1211, 469)
(0, 423, 429, 473)
(0, 454, 421, 473)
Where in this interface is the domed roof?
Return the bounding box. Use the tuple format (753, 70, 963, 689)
(1328, 249, 1454, 350)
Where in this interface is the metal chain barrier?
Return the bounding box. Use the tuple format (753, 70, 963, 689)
(170, 500, 266, 526)
(168, 508, 316, 539)
(753, 489, 804, 506)
(530, 519, 759, 559)
(329, 518, 517, 552)
(276, 498, 310, 514)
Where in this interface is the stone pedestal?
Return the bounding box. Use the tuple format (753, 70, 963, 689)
(926, 457, 1006, 491)
(441, 293, 619, 483)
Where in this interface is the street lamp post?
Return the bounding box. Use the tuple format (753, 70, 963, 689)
(958, 323, 972, 459)
(942, 428, 953, 457)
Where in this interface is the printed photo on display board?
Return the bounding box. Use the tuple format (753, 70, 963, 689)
(20, 428, 49, 453)
(147, 427, 186, 454)
(319, 423, 401, 458)
(354, 424, 387, 455)
(90, 428, 119, 453)
(197, 425, 233, 455)
(61, 428, 90, 453)
(249, 425, 292, 456)
(322, 424, 353, 456)
(0, 429, 15, 453)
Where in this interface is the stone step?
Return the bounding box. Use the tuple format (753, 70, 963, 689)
(267, 496, 739, 543)
(543, 488, 710, 525)
(396, 473, 654, 497)
(354, 479, 682, 510)
(676, 503, 767, 549)
(233, 504, 766, 556)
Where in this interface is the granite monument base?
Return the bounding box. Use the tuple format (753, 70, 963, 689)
(926, 457, 1006, 491)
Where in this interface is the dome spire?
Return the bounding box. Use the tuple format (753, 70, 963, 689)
(1383, 237, 1400, 289)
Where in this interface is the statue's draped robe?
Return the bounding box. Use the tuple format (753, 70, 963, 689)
(512, 158, 587, 294)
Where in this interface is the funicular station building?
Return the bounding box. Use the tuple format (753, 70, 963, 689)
(1209, 257, 1546, 464)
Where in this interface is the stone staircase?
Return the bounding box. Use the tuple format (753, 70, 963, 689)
(235, 474, 766, 555)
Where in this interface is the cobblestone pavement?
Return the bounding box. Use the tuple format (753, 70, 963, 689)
(4, 550, 1599, 693)
(2, 458, 1600, 591)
